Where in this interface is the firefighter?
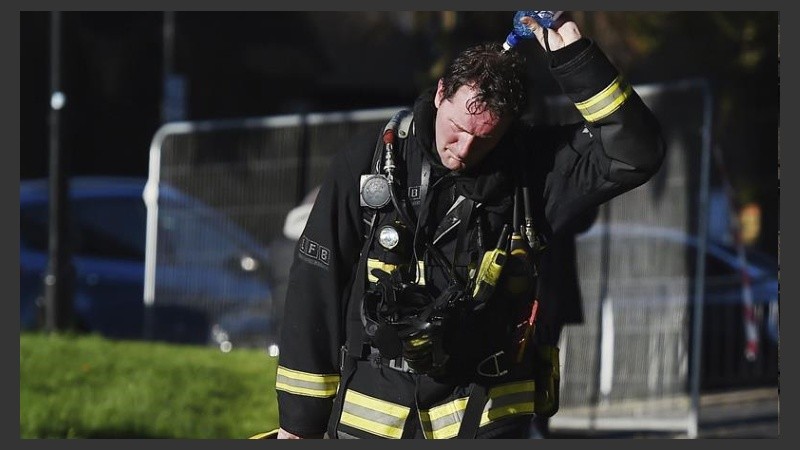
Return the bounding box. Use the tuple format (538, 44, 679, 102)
(274, 15, 665, 439)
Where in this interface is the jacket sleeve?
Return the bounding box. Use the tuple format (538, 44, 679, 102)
(539, 38, 666, 233)
(275, 140, 370, 437)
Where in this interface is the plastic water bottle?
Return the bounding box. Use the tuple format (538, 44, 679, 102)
(502, 10, 564, 51)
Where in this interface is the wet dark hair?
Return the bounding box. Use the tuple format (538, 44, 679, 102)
(440, 42, 528, 119)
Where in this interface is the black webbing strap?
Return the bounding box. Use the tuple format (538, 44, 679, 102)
(327, 348, 359, 440)
(456, 382, 488, 439)
(452, 197, 476, 271)
(329, 222, 378, 439)
(346, 208, 378, 339)
(542, 27, 555, 67)
(419, 156, 431, 207)
(400, 404, 420, 438)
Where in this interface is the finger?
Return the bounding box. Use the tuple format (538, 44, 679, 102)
(521, 15, 564, 51)
(519, 16, 538, 33)
(277, 428, 302, 439)
(519, 16, 545, 44)
(555, 21, 582, 46)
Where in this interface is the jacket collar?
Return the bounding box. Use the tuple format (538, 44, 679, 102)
(411, 86, 517, 210)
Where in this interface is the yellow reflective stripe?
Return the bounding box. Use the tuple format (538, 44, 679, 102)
(428, 421, 460, 439)
(418, 381, 536, 438)
(575, 76, 633, 122)
(489, 380, 535, 398)
(480, 401, 535, 425)
(575, 76, 623, 109)
(275, 366, 340, 398)
(248, 429, 280, 439)
(346, 390, 411, 418)
(340, 390, 410, 439)
(582, 84, 632, 122)
(420, 397, 468, 439)
(367, 258, 398, 282)
(340, 412, 406, 439)
(366, 259, 425, 285)
(277, 366, 340, 384)
(479, 380, 536, 426)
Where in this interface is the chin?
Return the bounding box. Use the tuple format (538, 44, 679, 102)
(445, 161, 464, 171)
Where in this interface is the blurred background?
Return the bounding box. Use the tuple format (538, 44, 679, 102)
(20, 11, 779, 217)
(19, 11, 779, 439)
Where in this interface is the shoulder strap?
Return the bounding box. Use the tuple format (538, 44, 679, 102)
(397, 109, 414, 139)
(361, 109, 414, 238)
(456, 383, 488, 438)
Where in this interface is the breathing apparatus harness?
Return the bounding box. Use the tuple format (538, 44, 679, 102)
(351, 109, 553, 381)
(357, 109, 461, 376)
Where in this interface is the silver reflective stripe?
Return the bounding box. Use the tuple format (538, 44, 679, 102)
(275, 365, 339, 398)
(336, 430, 360, 439)
(339, 389, 410, 439)
(420, 397, 468, 439)
(419, 380, 536, 439)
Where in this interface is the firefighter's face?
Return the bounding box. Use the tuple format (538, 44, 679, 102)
(433, 80, 511, 172)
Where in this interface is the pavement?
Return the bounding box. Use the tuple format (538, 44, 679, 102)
(548, 386, 779, 439)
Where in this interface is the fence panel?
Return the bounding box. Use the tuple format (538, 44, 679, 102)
(546, 80, 710, 434)
(144, 110, 402, 353)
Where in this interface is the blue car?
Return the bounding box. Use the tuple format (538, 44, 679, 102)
(20, 176, 275, 351)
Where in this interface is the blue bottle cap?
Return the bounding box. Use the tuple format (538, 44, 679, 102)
(503, 32, 520, 51)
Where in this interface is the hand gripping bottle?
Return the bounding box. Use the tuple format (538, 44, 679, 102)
(502, 10, 564, 51)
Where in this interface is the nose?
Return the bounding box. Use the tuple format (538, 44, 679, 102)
(453, 134, 475, 159)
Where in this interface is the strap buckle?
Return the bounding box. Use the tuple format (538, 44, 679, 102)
(388, 357, 412, 372)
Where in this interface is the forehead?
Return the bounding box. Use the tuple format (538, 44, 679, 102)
(443, 84, 504, 135)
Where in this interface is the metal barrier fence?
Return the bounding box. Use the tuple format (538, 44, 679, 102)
(143, 108, 403, 353)
(546, 79, 777, 436)
(144, 79, 777, 437)
(546, 80, 710, 436)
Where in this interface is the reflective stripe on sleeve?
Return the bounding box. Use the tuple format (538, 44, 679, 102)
(275, 365, 340, 398)
(575, 76, 633, 123)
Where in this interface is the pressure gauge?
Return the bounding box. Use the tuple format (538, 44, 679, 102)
(360, 174, 391, 208)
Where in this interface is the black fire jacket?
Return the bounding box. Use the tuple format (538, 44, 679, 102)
(275, 38, 665, 439)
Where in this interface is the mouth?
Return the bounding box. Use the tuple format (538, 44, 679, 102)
(446, 149, 466, 168)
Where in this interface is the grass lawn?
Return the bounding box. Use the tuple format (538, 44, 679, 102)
(20, 332, 279, 438)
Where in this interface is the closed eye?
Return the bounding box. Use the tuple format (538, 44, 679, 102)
(450, 120, 493, 140)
